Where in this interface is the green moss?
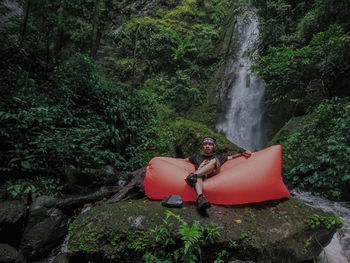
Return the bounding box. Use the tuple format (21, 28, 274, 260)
(268, 110, 326, 177)
(267, 112, 320, 147)
(239, 229, 264, 249)
(68, 207, 224, 261)
(169, 117, 243, 158)
(185, 4, 240, 128)
(67, 198, 338, 262)
(68, 222, 109, 254)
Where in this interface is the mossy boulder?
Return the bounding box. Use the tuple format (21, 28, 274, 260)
(267, 112, 320, 176)
(153, 103, 243, 159)
(67, 198, 341, 262)
(267, 97, 350, 199)
(268, 112, 320, 147)
(168, 117, 244, 158)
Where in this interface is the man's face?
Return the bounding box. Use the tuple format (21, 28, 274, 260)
(202, 142, 215, 155)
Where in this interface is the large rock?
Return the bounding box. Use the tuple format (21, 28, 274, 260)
(67, 198, 341, 262)
(169, 117, 244, 158)
(20, 196, 68, 260)
(0, 200, 27, 246)
(19, 188, 119, 260)
(267, 112, 320, 176)
(0, 243, 25, 263)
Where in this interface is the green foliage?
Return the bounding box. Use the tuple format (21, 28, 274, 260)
(306, 214, 343, 230)
(282, 97, 350, 199)
(214, 249, 229, 263)
(252, 0, 350, 124)
(202, 222, 222, 243)
(228, 239, 238, 248)
(103, 0, 232, 114)
(238, 229, 263, 249)
(169, 29, 194, 66)
(144, 70, 205, 112)
(252, 0, 350, 49)
(253, 25, 350, 109)
(126, 210, 222, 263)
(240, 232, 249, 240)
(0, 53, 162, 179)
(303, 235, 313, 254)
(6, 176, 63, 198)
(1, 0, 238, 186)
(295, 0, 350, 44)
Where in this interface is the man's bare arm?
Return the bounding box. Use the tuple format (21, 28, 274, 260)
(228, 150, 252, 160)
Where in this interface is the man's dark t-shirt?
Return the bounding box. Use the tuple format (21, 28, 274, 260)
(189, 154, 228, 171)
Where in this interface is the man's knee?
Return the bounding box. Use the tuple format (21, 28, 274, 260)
(208, 158, 220, 170)
(204, 159, 217, 175)
(208, 158, 217, 167)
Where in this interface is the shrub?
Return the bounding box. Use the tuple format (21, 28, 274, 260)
(283, 97, 350, 199)
(253, 25, 350, 112)
(0, 53, 161, 181)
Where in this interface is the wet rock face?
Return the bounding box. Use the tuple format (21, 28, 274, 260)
(20, 196, 68, 260)
(0, 189, 117, 262)
(20, 208, 68, 260)
(0, 243, 25, 263)
(67, 198, 341, 262)
(0, 200, 26, 246)
(52, 252, 71, 263)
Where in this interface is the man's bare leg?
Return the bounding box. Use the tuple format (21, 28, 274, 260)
(194, 176, 211, 210)
(191, 159, 218, 210)
(185, 158, 218, 188)
(194, 178, 203, 196)
(193, 158, 216, 194)
(195, 158, 217, 178)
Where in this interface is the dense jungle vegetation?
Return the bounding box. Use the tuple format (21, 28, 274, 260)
(251, 0, 350, 199)
(0, 0, 239, 196)
(0, 0, 349, 200)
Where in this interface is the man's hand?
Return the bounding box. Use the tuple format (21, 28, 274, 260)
(228, 150, 252, 160)
(242, 150, 252, 157)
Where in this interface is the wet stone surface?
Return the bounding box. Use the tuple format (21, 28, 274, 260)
(67, 197, 340, 262)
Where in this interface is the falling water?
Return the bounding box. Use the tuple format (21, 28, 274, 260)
(0, 0, 22, 23)
(216, 8, 350, 262)
(216, 10, 265, 151)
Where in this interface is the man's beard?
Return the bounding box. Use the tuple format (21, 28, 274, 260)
(204, 148, 213, 155)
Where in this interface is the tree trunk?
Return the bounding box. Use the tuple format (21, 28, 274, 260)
(108, 167, 146, 203)
(90, 0, 100, 59)
(56, 186, 121, 210)
(20, 0, 31, 46)
(45, 26, 51, 77)
(54, 5, 64, 62)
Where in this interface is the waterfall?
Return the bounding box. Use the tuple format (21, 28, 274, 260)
(0, 0, 22, 24)
(216, 9, 265, 151)
(215, 6, 350, 263)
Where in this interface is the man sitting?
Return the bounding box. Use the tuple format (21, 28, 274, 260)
(185, 137, 251, 210)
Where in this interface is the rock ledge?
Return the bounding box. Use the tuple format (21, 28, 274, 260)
(67, 197, 340, 262)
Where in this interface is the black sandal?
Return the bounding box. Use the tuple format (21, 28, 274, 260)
(185, 173, 197, 187)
